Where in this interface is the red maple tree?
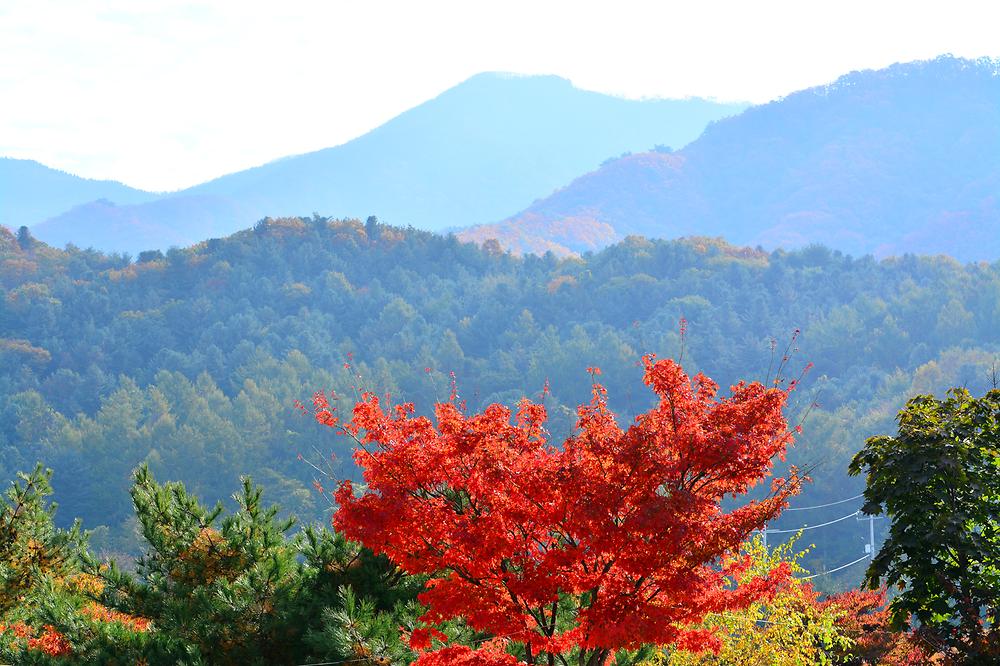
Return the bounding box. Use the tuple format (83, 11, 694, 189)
(314, 356, 801, 666)
(818, 588, 931, 665)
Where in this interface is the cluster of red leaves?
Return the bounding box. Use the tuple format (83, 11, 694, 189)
(415, 642, 520, 666)
(320, 356, 800, 665)
(310, 390, 339, 427)
(0, 621, 72, 657)
(0, 620, 33, 638)
(816, 588, 932, 665)
(80, 602, 152, 632)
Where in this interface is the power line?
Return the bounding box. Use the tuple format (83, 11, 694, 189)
(798, 554, 870, 580)
(295, 627, 537, 666)
(764, 494, 883, 581)
(764, 510, 860, 534)
(785, 493, 864, 511)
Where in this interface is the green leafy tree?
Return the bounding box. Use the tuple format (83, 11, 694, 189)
(849, 387, 1000, 660)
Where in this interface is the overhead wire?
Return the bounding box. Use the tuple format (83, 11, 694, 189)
(764, 492, 878, 579)
(296, 658, 381, 666)
(785, 493, 864, 511)
(764, 510, 860, 534)
(798, 554, 871, 580)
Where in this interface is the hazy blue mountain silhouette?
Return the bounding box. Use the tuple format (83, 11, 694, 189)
(1, 158, 156, 229)
(461, 56, 1000, 261)
(28, 73, 745, 254)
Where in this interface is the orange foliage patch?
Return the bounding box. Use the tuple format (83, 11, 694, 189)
(546, 274, 577, 293)
(170, 527, 241, 585)
(81, 602, 152, 632)
(0, 621, 72, 657)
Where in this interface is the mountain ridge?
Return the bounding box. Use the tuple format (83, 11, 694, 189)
(459, 56, 1000, 261)
(0, 157, 157, 229)
(25, 72, 745, 254)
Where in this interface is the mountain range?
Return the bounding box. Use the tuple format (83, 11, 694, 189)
(460, 56, 1000, 261)
(8, 56, 1000, 262)
(0, 158, 155, 228)
(8, 74, 744, 254)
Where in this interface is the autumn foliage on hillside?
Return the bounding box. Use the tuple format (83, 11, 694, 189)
(313, 356, 801, 665)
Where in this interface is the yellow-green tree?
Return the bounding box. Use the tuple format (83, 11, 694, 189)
(649, 536, 852, 666)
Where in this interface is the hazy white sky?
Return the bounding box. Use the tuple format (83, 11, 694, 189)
(2, 0, 998, 191)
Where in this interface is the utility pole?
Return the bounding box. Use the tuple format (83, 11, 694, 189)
(868, 514, 875, 556)
(858, 513, 881, 557)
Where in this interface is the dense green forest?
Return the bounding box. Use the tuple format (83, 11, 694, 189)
(3, 217, 999, 585)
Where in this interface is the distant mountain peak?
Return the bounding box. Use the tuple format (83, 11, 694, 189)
(24, 77, 745, 254)
(461, 71, 574, 84)
(461, 56, 1000, 262)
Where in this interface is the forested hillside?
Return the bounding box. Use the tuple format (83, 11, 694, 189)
(461, 56, 1000, 260)
(3, 219, 999, 584)
(26, 73, 744, 255)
